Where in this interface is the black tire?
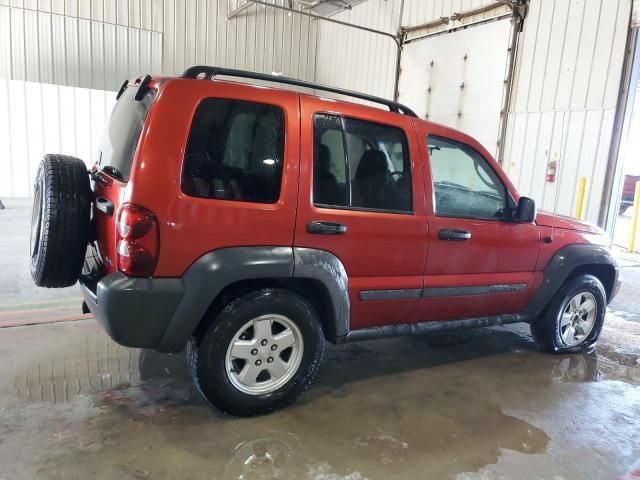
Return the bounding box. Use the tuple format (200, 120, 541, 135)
(530, 274, 606, 354)
(30, 154, 91, 288)
(187, 288, 324, 417)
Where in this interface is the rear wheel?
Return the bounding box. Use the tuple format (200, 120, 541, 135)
(30, 154, 91, 288)
(187, 288, 324, 416)
(531, 274, 606, 353)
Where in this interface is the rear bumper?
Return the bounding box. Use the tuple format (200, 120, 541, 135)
(79, 272, 184, 350)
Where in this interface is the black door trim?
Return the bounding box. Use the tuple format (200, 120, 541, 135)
(359, 283, 527, 301)
(359, 288, 422, 301)
(422, 283, 527, 297)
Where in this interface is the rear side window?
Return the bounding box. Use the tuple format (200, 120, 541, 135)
(313, 114, 412, 213)
(182, 98, 285, 204)
(97, 86, 154, 181)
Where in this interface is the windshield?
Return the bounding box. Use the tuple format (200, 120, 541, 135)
(96, 85, 155, 181)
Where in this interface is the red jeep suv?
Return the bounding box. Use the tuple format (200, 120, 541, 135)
(30, 67, 620, 416)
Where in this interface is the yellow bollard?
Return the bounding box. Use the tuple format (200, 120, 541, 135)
(575, 177, 587, 220)
(629, 181, 640, 253)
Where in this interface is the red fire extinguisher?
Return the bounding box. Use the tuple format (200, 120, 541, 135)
(546, 160, 558, 183)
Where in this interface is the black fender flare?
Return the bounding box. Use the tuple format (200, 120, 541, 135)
(157, 246, 350, 351)
(293, 247, 350, 342)
(525, 244, 619, 318)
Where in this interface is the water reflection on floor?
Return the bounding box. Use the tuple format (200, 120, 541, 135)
(1, 316, 639, 480)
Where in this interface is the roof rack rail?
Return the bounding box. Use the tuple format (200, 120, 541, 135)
(181, 66, 417, 117)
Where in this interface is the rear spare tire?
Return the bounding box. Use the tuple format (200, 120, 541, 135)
(30, 154, 91, 288)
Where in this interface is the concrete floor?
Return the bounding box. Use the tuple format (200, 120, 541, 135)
(0, 199, 83, 327)
(1, 199, 640, 479)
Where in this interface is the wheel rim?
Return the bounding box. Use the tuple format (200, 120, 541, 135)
(225, 314, 304, 396)
(560, 292, 597, 346)
(30, 182, 43, 259)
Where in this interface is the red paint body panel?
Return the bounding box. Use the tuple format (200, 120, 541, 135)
(293, 95, 428, 329)
(99, 79, 302, 277)
(349, 276, 423, 329)
(535, 211, 604, 234)
(412, 120, 541, 321)
(91, 74, 612, 334)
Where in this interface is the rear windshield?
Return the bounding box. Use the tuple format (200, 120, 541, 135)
(96, 86, 154, 181)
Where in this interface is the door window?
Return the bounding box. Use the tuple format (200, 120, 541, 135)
(428, 135, 507, 220)
(182, 98, 285, 203)
(313, 114, 412, 213)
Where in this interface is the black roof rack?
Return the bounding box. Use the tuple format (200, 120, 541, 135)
(181, 66, 417, 118)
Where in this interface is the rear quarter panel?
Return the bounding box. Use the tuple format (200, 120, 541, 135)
(126, 79, 301, 277)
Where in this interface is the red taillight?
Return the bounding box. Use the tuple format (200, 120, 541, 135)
(116, 203, 159, 277)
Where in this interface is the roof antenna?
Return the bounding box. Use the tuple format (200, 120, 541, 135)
(550, 112, 567, 242)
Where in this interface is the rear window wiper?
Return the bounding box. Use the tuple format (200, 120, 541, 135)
(101, 165, 125, 181)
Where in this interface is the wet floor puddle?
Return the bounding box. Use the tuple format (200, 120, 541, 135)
(1, 318, 640, 479)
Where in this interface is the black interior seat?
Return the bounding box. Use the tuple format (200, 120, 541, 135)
(353, 149, 400, 210)
(314, 144, 344, 205)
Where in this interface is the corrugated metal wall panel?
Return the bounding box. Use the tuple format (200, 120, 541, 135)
(159, 0, 318, 80)
(0, 0, 160, 28)
(0, 4, 162, 90)
(314, 0, 400, 98)
(0, 78, 113, 197)
(503, 0, 632, 223)
(2, 0, 320, 87)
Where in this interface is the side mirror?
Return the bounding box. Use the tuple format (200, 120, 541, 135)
(515, 196, 536, 223)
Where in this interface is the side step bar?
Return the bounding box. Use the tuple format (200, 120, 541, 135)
(344, 313, 530, 343)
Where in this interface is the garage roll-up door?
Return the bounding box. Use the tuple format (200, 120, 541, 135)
(397, 18, 513, 157)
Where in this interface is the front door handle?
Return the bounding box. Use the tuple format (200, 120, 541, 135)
(307, 221, 347, 235)
(438, 228, 471, 241)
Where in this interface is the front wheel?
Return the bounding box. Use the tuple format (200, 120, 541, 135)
(187, 288, 324, 416)
(531, 274, 606, 353)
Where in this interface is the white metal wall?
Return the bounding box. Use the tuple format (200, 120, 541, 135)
(0, 0, 319, 197)
(0, 1, 163, 90)
(0, 0, 319, 88)
(0, 78, 113, 197)
(314, 0, 400, 99)
(502, 0, 632, 224)
(162, 0, 318, 80)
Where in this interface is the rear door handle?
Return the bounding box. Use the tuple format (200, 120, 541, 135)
(95, 196, 114, 216)
(438, 228, 471, 241)
(306, 221, 347, 235)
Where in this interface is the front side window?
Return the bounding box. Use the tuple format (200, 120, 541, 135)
(428, 135, 507, 220)
(313, 114, 412, 213)
(182, 98, 285, 203)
